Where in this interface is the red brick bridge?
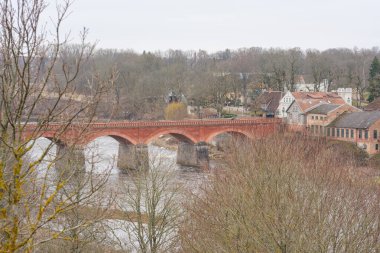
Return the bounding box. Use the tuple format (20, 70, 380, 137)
(27, 118, 281, 169)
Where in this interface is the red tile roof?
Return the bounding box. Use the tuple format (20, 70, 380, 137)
(291, 92, 346, 112)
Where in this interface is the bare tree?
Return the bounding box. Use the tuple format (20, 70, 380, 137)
(180, 135, 380, 253)
(286, 48, 303, 91)
(306, 50, 329, 91)
(0, 0, 110, 252)
(265, 49, 288, 91)
(117, 157, 182, 253)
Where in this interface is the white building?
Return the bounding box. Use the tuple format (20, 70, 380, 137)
(336, 88, 352, 105)
(275, 88, 352, 118)
(276, 91, 295, 118)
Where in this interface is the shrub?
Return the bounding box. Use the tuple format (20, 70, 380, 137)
(180, 134, 380, 253)
(369, 153, 380, 169)
(164, 102, 188, 120)
(326, 140, 368, 166)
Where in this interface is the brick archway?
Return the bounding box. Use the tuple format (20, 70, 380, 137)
(37, 134, 65, 145)
(144, 129, 198, 144)
(83, 131, 138, 146)
(204, 129, 253, 143)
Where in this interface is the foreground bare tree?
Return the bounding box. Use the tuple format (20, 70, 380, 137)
(116, 156, 182, 252)
(0, 1, 111, 252)
(180, 135, 380, 253)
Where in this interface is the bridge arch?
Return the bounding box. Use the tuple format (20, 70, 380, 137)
(205, 129, 253, 143)
(37, 133, 67, 146)
(144, 129, 198, 144)
(84, 131, 138, 146)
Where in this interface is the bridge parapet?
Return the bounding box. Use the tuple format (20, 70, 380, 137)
(39, 118, 280, 129)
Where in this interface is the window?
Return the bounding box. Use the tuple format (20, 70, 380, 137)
(312, 116, 314, 120)
(346, 129, 349, 138)
(341, 129, 344, 138)
(337, 128, 340, 137)
(351, 129, 354, 138)
(359, 130, 362, 139)
(376, 144, 379, 151)
(327, 128, 331, 136)
(332, 128, 335, 137)
(374, 130, 378, 139)
(316, 116, 318, 120)
(365, 130, 369, 139)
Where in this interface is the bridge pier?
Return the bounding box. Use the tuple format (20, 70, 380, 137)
(117, 143, 149, 171)
(177, 142, 209, 169)
(56, 143, 85, 172)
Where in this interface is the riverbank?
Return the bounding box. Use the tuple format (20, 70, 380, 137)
(152, 136, 178, 151)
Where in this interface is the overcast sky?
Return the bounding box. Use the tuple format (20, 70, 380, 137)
(45, 0, 380, 53)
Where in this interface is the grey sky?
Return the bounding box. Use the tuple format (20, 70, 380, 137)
(47, 0, 380, 53)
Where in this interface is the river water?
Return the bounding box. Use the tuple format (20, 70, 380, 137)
(30, 136, 210, 184)
(28, 136, 218, 250)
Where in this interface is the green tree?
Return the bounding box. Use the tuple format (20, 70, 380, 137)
(368, 56, 380, 102)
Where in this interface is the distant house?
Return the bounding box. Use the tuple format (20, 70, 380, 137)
(253, 91, 284, 117)
(326, 111, 380, 154)
(286, 92, 347, 127)
(290, 76, 353, 105)
(276, 91, 295, 118)
(306, 103, 360, 135)
(292, 76, 329, 92)
(336, 88, 353, 105)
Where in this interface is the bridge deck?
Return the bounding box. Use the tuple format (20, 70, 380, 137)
(38, 118, 281, 129)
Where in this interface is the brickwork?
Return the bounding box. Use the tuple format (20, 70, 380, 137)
(24, 118, 281, 146)
(306, 104, 360, 136)
(326, 120, 380, 155)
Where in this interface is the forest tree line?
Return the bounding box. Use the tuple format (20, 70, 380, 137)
(67, 47, 380, 120)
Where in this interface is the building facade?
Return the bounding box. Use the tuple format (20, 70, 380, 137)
(276, 91, 295, 118)
(336, 88, 353, 105)
(286, 92, 347, 126)
(306, 104, 360, 135)
(325, 111, 380, 154)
